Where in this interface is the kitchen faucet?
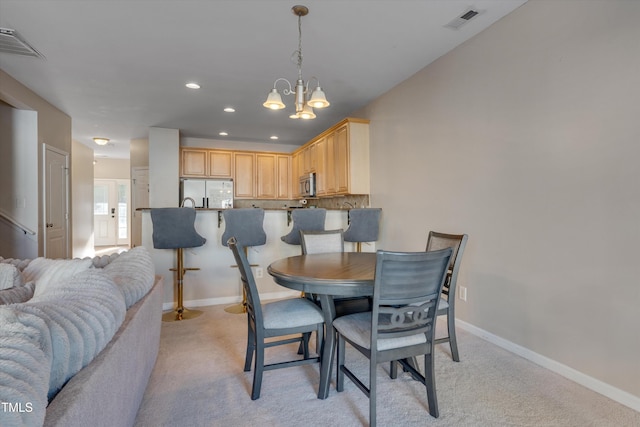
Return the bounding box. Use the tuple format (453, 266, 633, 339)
(181, 197, 196, 208)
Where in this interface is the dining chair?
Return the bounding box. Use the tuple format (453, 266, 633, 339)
(427, 231, 468, 362)
(221, 208, 267, 314)
(227, 237, 325, 400)
(334, 248, 452, 426)
(300, 229, 372, 317)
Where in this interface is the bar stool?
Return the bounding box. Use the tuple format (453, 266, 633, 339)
(150, 207, 206, 321)
(281, 208, 326, 246)
(221, 208, 267, 314)
(343, 208, 382, 252)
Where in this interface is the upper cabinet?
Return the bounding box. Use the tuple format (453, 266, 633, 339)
(181, 148, 208, 177)
(181, 148, 233, 179)
(233, 152, 256, 199)
(209, 150, 233, 178)
(180, 117, 369, 200)
(294, 118, 370, 197)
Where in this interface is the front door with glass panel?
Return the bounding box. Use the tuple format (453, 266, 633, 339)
(94, 179, 130, 246)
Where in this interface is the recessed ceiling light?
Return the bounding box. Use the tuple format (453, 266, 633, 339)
(219, 132, 228, 136)
(186, 82, 200, 89)
(223, 107, 236, 113)
(93, 137, 109, 146)
(270, 136, 279, 140)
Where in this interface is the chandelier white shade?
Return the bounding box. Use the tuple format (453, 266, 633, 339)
(263, 5, 329, 120)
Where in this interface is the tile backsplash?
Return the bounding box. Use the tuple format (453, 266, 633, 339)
(234, 194, 370, 210)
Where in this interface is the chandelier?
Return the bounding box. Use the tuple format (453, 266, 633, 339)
(262, 5, 329, 120)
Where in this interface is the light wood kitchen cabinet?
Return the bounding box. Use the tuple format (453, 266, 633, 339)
(233, 152, 255, 198)
(334, 119, 370, 195)
(181, 148, 208, 177)
(208, 150, 233, 178)
(292, 117, 370, 197)
(334, 124, 349, 194)
(256, 153, 277, 199)
(291, 151, 300, 198)
(277, 155, 291, 199)
(315, 137, 327, 196)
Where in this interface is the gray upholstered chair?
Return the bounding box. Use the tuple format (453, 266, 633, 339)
(221, 208, 267, 313)
(427, 231, 468, 362)
(343, 208, 382, 252)
(281, 208, 326, 245)
(227, 237, 324, 400)
(334, 248, 453, 426)
(150, 207, 206, 321)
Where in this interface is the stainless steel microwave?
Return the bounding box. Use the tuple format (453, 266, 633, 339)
(299, 173, 316, 197)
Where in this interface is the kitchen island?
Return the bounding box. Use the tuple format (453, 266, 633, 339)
(142, 208, 376, 310)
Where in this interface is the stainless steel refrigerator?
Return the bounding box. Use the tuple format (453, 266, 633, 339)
(180, 178, 234, 208)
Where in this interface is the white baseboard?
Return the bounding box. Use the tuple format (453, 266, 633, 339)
(161, 290, 299, 311)
(457, 319, 640, 413)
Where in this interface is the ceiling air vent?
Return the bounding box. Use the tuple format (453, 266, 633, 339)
(0, 28, 44, 58)
(445, 8, 480, 30)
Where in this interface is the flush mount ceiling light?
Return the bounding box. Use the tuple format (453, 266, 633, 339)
(185, 82, 201, 89)
(262, 5, 329, 120)
(223, 107, 236, 112)
(93, 137, 109, 146)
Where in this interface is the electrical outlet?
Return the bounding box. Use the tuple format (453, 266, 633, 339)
(255, 267, 264, 278)
(459, 286, 467, 302)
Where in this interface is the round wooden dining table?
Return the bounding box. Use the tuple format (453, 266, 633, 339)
(268, 252, 376, 400)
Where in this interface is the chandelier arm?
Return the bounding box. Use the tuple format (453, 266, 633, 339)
(305, 76, 321, 94)
(272, 77, 294, 95)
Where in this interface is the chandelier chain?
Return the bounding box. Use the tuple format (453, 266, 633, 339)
(297, 13, 303, 80)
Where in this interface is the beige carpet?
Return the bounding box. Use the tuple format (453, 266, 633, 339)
(134, 304, 639, 426)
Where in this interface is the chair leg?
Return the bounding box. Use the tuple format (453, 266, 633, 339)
(370, 358, 377, 427)
(336, 334, 345, 392)
(251, 343, 265, 400)
(390, 361, 398, 379)
(424, 353, 439, 418)
(447, 312, 460, 362)
(302, 333, 310, 359)
(316, 325, 324, 356)
(244, 322, 255, 372)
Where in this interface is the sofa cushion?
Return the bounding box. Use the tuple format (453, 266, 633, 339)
(23, 257, 93, 298)
(14, 269, 126, 400)
(0, 306, 52, 427)
(0, 282, 35, 306)
(89, 252, 121, 268)
(0, 264, 24, 291)
(103, 246, 155, 309)
(0, 257, 32, 272)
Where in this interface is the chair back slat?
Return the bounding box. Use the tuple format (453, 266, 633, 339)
(372, 248, 452, 343)
(300, 229, 344, 254)
(426, 232, 468, 297)
(228, 237, 262, 324)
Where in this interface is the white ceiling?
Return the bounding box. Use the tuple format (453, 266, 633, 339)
(0, 0, 527, 159)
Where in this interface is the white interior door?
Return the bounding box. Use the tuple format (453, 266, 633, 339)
(94, 179, 130, 247)
(44, 145, 69, 259)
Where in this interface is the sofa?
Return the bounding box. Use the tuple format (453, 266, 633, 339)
(0, 247, 163, 427)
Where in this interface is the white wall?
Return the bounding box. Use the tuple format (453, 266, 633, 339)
(358, 0, 640, 399)
(0, 102, 38, 258)
(0, 69, 72, 257)
(94, 158, 130, 179)
(71, 140, 94, 258)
